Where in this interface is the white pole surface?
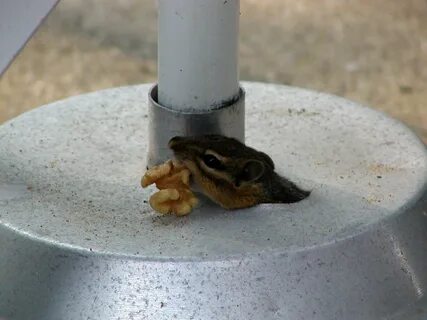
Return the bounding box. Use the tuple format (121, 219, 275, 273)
(157, 0, 240, 112)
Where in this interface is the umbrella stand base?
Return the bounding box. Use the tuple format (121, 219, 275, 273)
(0, 82, 426, 320)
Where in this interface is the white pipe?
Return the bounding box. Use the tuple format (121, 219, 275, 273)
(157, 0, 240, 112)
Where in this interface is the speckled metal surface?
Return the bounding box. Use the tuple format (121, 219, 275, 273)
(0, 82, 426, 320)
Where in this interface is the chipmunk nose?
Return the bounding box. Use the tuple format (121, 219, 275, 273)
(168, 136, 185, 149)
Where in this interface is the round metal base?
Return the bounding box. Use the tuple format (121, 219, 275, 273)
(0, 82, 426, 320)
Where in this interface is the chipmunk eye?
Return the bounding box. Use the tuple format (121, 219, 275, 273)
(202, 154, 224, 170)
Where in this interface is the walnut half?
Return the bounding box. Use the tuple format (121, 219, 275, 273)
(141, 160, 198, 216)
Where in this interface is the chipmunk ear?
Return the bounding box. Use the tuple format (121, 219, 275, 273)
(239, 160, 265, 183)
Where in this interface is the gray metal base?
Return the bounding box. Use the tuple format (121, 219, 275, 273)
(0, 82, 426, 320)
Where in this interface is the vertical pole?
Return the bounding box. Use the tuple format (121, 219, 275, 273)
(157, 0, 240, 111)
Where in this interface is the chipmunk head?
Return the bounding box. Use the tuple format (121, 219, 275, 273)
(168, 135, 277, 209)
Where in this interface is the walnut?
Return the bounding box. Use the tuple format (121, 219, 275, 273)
(141, 160, 198, 216)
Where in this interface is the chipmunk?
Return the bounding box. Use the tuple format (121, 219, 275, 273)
(168, 135, 310, 209)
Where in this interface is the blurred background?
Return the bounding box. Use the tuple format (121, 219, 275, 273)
(0, 0, 426, 142)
